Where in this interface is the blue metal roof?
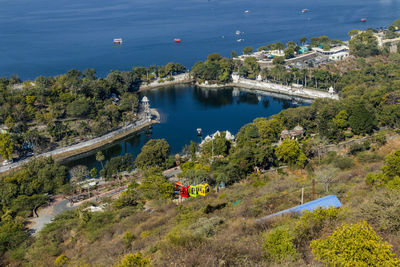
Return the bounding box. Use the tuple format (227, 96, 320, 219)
(256, 195, 342, 223)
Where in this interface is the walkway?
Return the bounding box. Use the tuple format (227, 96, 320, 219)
(0, 111, 160, 174)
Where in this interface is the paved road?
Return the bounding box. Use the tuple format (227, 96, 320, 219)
(30, 199, 77, 234)
(0, 117, 154, 174)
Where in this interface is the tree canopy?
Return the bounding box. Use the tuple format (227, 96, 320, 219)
(134, 139, 170, 169)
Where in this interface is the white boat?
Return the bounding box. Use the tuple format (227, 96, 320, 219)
(113, 38, 123, 44)
(244, 10, 250, 14)
(301, 9, 309, 13)
(237, 39, 244, 42)
(235, 30, 241, 35)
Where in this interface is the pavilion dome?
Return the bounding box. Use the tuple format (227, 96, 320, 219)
(281, 129, 289, 135)
(293, 124, 304, 135)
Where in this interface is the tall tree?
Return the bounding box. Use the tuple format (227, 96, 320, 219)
(0, 134, 14, 160)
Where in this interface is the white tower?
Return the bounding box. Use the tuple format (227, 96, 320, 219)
(141, 96, 151, 121)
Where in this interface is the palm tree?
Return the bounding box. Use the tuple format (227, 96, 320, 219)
(96, 151, 105, 168)
(275, 42, 285, 53)
(300, 37, 307, 46)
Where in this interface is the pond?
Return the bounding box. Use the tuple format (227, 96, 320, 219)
(63, 85, 309, 170)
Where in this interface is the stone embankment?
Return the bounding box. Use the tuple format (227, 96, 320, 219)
(196, 78, 338, 100)
(0, 109, 160, 174)
(139, 73, 193, 91)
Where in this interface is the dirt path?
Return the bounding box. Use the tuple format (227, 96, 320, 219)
(28, 184, 128, 234)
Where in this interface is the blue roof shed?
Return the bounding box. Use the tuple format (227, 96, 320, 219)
(256, 195, 342, 223)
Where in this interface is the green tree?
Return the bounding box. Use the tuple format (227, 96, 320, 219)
(349, 31, 379, 57)
(134, 139, 170, 169)
(284, 47, 295, 59)
(332, 110, 349, 129)
(189, 141, 198, 160)
(242, 46, 254, 55)
(392, 19, 400, 29)
(273, 56, 285, 65)
(311, 221, 400, 266)
(66, 97, 91, 118)
(119, 93, 139, 113)
(299, 37, 307, 45)
(275, 42, 285, 52)
(253, 118, 282, 142)
(230, 50, 238, 58)
(0, 133, 14, 160)
(100, 154, 133, 179)
(347, 100, 377, 134)
(275, 139, 307, 167)
(140, 173, 173, 200)
(382, 148, 400, 179)
(90, 168, 97, 179)
(348, 29, 360, 38)
(96, 151, 105, 168)
(83, 68, 96, 80)
(243, 57, 260, 79)
(286, 41, 297, 48)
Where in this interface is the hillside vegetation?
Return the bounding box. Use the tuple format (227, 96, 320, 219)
(2, 34, 400, 266)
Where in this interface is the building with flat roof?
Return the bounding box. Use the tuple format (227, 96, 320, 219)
(312, 45, 349, 61)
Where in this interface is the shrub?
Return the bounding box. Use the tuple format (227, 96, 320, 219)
(166, 229, 204, 247)
(54, 254, 69, 266)
(190, 216, 224, 237)
(166, 76, 174, 81)
(123, 231, 135, 248)
(349, 143, 365, 155)
(359, 190, 400, 233)
(158, 78, 165, 83)
(311, 221, 400, 266)
(373, 132, 387, 146)
(334, 156, 354, 170)
(100, 154, 133, 179)
(294, 207, 340, 246)
(263, 226, 298, 263)
(357, 151, 383, 163)
(83, 212, 115, 242)
(140, 231, 151, 238)
(321, 151, 338, 165)
(366, 148, 400, 189)
(114, 252, 151, 267)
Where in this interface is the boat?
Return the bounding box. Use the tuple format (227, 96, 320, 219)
(244, 10, 250, 14)
(301, 9, 309, 13)
(174, 38, 181, 43)
(361, 18, 367, 22)
(113, 38, 123, 44)
(235, 30, 241, 35)
(237, 39, 244, 42)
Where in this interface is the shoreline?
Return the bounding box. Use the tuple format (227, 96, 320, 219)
(0, 77, 336, 175)
(138, 73, 194, 92)
(0, 109, 160, 174)
(195, 78, 338, 100)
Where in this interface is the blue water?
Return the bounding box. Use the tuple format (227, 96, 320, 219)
(64, 86, 308, 170)
(1, 0, 400, 80)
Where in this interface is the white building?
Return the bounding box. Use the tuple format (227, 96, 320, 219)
(328, 86, 335, 95)
(232, 73, 240, 83)
(200, 130, 235, 147)
(312, 45, 349, 61)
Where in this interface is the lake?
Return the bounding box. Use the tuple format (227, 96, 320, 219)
(63, 85, 309, 170)
(1, 0, 400, 80)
